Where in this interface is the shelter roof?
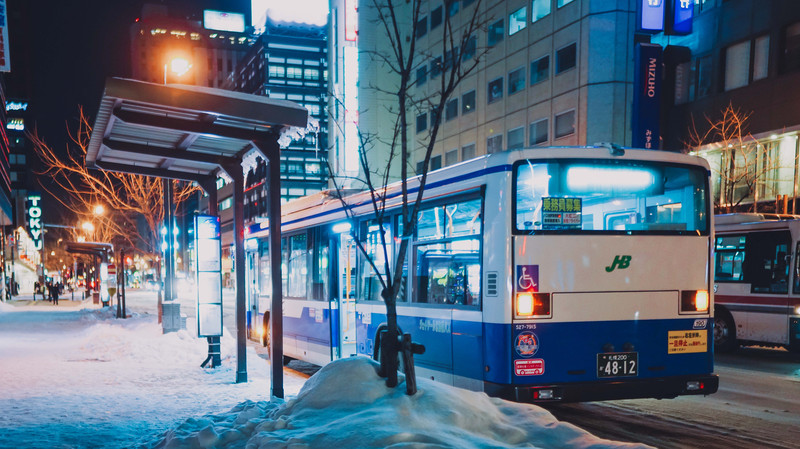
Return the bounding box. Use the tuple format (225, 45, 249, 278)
(86, 77, 307, 182)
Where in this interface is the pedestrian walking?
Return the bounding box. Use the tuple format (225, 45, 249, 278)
(49, 283, 59, 305)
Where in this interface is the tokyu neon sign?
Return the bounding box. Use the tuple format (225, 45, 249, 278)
(27, 194, 43, 250)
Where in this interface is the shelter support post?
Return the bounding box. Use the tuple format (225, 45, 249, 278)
(255, 139, 283, 399)
(162, 179, 182, 334)
(223, 163, 248, 383)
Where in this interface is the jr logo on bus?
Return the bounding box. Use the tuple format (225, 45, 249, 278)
(605, 255, 632, 272)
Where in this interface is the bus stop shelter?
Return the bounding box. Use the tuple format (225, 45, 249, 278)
(84, 77, 307, 397)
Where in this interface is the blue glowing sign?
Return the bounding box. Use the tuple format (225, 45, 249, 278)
(670, 0, 694, 35)
(632, 43, 662, 150)
(638, 0, 665, 33)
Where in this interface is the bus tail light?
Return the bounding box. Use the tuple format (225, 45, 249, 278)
(516, 292, 551, 318)
(681, 290, 709, 313)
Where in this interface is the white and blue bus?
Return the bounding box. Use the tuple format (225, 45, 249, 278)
(244, 146, 719, 402)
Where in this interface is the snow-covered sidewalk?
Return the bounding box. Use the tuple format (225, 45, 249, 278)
(0, 299, 305, 448)
(0, 299, 650, 449)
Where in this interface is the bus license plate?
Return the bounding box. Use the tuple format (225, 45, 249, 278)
(597, 352, 638, 378)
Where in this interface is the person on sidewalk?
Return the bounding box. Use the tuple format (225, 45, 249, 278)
(49, 283, 59, 305)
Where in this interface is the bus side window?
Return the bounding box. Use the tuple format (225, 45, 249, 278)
(794, 241, 800, 294)
(745, 231, 791, 294)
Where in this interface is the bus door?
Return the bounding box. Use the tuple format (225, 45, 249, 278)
(744, 230, 791, 343)
(338, 232, 357, 357)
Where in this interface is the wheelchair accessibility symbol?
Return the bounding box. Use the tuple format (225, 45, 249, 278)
(517, 265, 539, 292)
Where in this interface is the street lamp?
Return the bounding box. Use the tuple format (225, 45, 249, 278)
(164, 56, 192, 84)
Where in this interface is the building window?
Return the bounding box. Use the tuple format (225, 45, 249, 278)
(430, 155, 442, 171)
(464, 35, 477, 60)
(430, 56, 442, 78)
(448, 0, 460, 17)
(445, 149, 459, 165)
(487, 134, 503, 153)
(554, 110, 575, 138)
(753, 35, 770, 81)
(462, 143, 476, 160)
(417, 112, 428, 133)
(416, 16, 428, 39)
(416, 161, 425, 174)
(509, 7, 527, 35)
(724, 40, 751, 91)
(781, 21, 800, 73)
(530, 55, 550, 84)
(287, 67, 303, 79)
(304, 68, 320, 80)
(531, 0, 551, 22)
(488, 77, 503, 103)
(556, 43, 577, 74)
(557, 0, 574, 7)
(431, 5, 443, 29)
(445, 98, 459, 121)
(488, 19, 504, 47)
(508, 67, 525, 95)
(462, 90, 476, 114)
(529, 118, 548, 145)
(507, 127, 524, 150)
(417, 66, 428, 86)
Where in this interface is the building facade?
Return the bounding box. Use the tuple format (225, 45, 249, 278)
(652, 0, 800, 213)
(229, 17, 329, 207)
(130, 4, 254, 88)
(337, 0, 637, 182)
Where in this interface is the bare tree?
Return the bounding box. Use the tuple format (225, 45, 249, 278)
(30, 108, 199, 258)
(687, 103, 794, 213)
(328, 0, 490, 392)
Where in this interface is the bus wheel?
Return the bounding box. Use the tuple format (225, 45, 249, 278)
(714, 309, 737, 352)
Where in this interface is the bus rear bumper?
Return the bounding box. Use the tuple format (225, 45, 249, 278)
(485, 374, 719, 403)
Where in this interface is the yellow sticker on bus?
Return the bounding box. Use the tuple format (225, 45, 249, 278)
(667, 330, 708, 354)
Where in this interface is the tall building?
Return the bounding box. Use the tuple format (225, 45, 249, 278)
(652, 0, 800, 212)
(337, 0, 636, 182)
(229, 16, 329, 207)
(130, 4, 254, 88)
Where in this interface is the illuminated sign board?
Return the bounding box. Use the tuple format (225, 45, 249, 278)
(638, 0, 665, 33)
(5, 101, 28, 111)
(203, 10, 246, 33)
(195, 214, 223, 337)
(6, 117, 23, 131)
(26, 194, 43, 250)
(345, 0, 358, 41)
(669, 0, 693, 35)
(632, 43, 662, 150)
(0, 0, 10, 72)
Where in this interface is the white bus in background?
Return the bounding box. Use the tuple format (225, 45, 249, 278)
(713, 213, 800, 352)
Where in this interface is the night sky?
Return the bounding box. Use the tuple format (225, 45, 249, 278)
(4, 0, 249, 221)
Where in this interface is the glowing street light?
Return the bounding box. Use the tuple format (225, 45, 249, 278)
(94, 204, 105, 216)
(164, 56, 192, 84)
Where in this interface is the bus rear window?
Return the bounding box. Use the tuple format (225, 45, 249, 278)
(514, 159, 709, 234)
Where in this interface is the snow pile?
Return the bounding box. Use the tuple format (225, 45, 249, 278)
(0, 300, 14, 311)
(149, 357, 651, 449)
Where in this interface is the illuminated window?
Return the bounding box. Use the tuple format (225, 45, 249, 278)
(532, 0, 551, 22)
(509, 7, 527, 35)
(488, 77, 503, 103)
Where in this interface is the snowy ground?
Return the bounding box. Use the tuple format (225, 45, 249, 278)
(0, 296, 650, 449)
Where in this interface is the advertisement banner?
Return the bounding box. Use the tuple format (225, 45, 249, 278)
(0, 0, 9, 72)
(632, 43, 662, 150)
(195, 214, 223, 337)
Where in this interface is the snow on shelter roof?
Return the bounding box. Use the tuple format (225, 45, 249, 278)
(86, 77, 308, 182)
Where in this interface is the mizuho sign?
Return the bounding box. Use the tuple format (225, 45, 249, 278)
(27, 194, 43, 250)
